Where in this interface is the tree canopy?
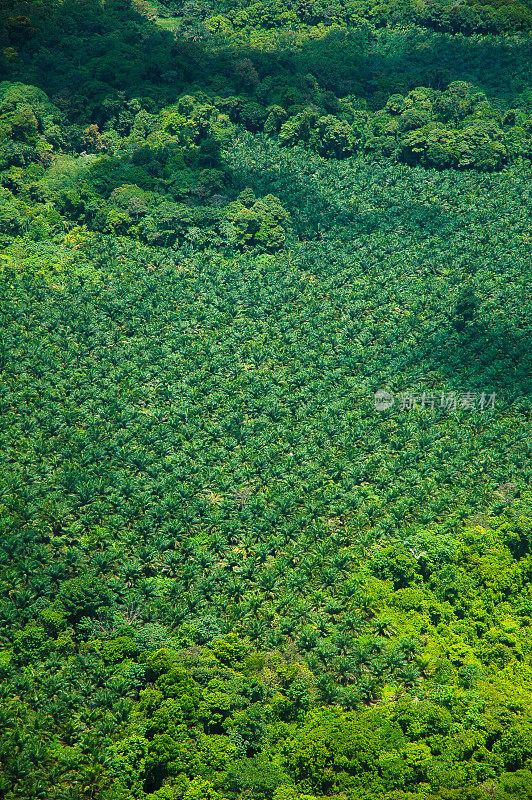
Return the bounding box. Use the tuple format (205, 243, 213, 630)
(0, 0, 531, 798)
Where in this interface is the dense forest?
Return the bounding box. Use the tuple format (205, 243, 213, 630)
(0, 0, 531, 798)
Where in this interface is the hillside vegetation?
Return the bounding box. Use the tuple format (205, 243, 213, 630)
(0, 1, 531, 799)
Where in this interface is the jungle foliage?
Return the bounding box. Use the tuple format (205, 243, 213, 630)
(0, 0, 531, 799)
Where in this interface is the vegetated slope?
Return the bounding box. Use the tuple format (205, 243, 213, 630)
(0, 1, 532, 799)
(1, 134, 531, 798)
(1, 0, 532, 116)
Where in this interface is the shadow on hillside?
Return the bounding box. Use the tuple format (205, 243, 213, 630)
(1, 0, 531, 121)
(419, 318, 532, 404)
(1, 0, 212, 118)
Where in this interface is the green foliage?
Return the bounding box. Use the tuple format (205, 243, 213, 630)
(0, 0, 531, 798)
(222, 188, 291, 251)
